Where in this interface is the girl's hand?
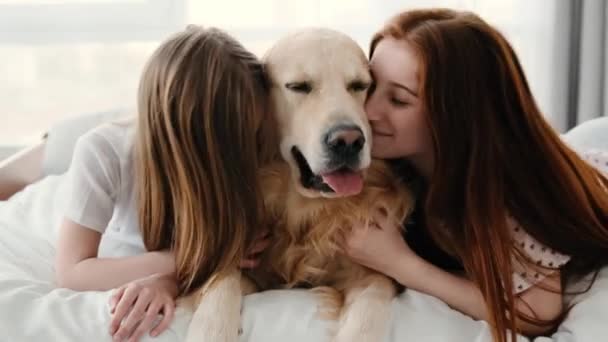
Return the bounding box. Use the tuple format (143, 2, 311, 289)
(108, 273, 178, 342)
(341, 208, 420, 278)
(240, 229, 271, 269)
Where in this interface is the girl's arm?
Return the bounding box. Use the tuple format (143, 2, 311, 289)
(392, 254, 563, 336)
(54, 218, 175, 291)
(54, 128, 175, 291)
(342, 213, 563, 337)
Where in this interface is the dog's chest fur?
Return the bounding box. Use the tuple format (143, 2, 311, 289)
(245, 159, 415, 291)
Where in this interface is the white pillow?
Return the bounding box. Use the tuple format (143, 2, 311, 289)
(562, 117, 608, 151)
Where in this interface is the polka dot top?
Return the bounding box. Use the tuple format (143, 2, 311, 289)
(510, 148, 608, 294)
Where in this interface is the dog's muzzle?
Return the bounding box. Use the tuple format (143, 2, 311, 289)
(291, 124, 367, 197)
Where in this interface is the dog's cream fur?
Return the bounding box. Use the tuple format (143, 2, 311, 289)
(183, 28, 415, 342)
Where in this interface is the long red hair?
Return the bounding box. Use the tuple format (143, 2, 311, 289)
(371, 8, 608, 342)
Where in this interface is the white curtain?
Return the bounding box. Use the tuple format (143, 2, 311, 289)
(563, 0, 607, 129)
(0, 0, 572, 144)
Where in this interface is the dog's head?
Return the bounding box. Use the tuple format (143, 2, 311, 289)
(263, 28, 372, 199)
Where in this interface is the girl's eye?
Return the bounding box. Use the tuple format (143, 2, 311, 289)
(391, 98, 408, 107)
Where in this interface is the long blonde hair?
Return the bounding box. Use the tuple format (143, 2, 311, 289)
(135, 26, 273, 295)
(371, 9, 608, 341)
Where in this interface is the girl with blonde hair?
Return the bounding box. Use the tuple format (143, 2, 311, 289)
(55, 26, 273, 341)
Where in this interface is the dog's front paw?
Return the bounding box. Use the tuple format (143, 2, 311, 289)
(311, 286, 343, 321)
(183, 272, 244, 342)
(331, 321, 389, 342)
(185, 311, 241, 342)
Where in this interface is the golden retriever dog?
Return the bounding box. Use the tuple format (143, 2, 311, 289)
(183, 28, 415, 342)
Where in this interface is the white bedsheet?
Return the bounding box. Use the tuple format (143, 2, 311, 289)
(0, 174, 606, 342)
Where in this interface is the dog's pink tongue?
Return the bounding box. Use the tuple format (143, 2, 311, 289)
(321, 171, 363, 196)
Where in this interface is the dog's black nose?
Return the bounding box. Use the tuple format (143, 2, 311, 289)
(324, 125, 365, 160)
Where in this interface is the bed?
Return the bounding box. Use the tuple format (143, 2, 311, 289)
(0, 111, 607, 342)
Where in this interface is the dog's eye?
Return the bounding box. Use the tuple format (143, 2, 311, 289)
(348, 81, 370, 92)
(285, 82, 312, 94)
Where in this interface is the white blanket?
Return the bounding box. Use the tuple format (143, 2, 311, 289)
(0, 175, 606, 342)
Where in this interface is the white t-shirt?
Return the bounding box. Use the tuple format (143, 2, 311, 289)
(64, 119, 145, 257)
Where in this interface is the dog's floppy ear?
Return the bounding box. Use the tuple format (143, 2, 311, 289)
(256, 62, 281, 165)
(257, 61, 272, 91)
(259, 59, 277, 90)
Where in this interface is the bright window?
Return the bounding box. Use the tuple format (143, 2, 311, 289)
(0, 0, 561, 144)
